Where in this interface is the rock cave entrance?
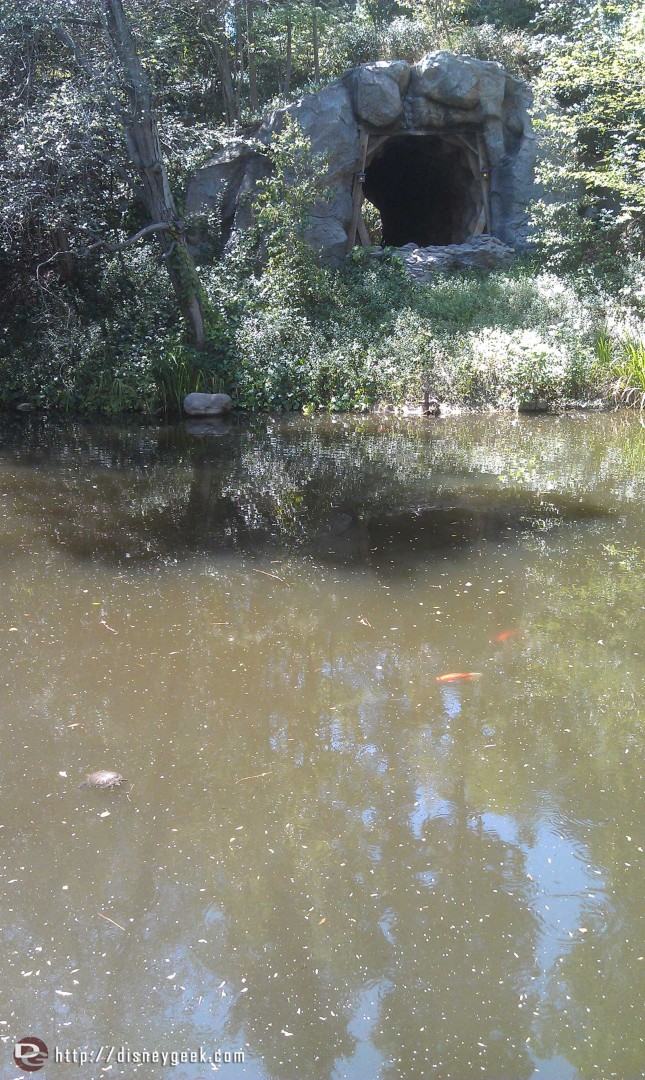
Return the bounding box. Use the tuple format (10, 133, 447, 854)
(363, 132, 485, 248)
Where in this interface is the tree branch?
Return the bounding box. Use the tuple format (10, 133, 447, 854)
(35, 222, 171, 280)
(85, 221, 170, 251)
(52, 23, 125, 120)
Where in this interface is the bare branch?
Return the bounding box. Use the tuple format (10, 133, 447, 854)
(85, 221, 170, 251)
(36, 252, 67, 280)
(35, 222, 170, 281)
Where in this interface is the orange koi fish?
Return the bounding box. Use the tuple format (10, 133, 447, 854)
(435, 672, 482, 683)
(495, 629, 522, 643)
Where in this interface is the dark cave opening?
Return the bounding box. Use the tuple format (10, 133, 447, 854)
(363, 133, 480, 248)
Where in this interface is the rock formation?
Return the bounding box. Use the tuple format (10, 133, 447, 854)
(377, 235, 517, 281)
(187, 51, 536, 269)
(183, 392, 233, 416)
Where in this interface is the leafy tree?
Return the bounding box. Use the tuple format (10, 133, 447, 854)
(0, 0, 216, 350)
(457, 0, 539, 29)
(532, 0, 645, 267)
(102, 0, 212, 347)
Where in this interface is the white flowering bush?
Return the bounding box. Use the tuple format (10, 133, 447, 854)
(464, 327, 573, 407)
(503, 331, 570, 407)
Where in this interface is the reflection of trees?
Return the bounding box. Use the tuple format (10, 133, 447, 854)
(2, 412, 635, 571)
(536, 916, 645, 1079)
(368, 700, 539, 1080)
(146, 650, 544, 1080)
(1, 412, 644, 1078)
(496, 537, 645, 1078)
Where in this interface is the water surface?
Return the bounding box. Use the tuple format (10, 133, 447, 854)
(1, 412, 643, 1079)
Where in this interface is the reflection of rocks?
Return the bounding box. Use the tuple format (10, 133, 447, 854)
(183, 392, 233, 417)
(184, 417, 233, 437)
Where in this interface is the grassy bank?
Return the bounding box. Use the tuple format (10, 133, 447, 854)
(213, 252, 645, 414)
(1, 248, 643, 417)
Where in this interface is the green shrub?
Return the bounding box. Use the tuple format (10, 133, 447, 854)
(531, 1, 645, 269)
(502, 331, 566, 407)
(453, 355, 499, 404)
(320, 19, 382, 78)
(0, 247, 183, 414)
(212, 258, 614, 413)
(381, 18, 435, 63)
(458, 0, 540, 31)
(2, 212, 635, 417)
(452, 22, 544, 78)
(232, 306, 318, 411)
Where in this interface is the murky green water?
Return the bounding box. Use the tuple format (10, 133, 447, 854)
(1, 411, 643, 1080)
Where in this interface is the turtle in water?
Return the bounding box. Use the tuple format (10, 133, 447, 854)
(81, 770, 126, 790)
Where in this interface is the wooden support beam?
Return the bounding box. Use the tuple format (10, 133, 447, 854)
(404, 126, 481, 138)
(357, 215, 370, 246)
(346, 128, 370, 254)
(476, 132, 491, 234)
(364, 133, 390, 163)
(472, 203, 487, 236)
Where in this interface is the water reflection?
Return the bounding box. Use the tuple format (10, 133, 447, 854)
(0, 413, 622, 571)
(0, 412, 643, 1079)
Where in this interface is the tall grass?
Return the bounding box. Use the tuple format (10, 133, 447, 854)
(612, 338, 645, 410)
(154, 346, 222, 415)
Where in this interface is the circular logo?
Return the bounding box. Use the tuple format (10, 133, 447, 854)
(14, 1038, 49, 1072)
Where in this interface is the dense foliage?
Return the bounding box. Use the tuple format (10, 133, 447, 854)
(0, 0, 643, 414)
(532, 1, 645, 270)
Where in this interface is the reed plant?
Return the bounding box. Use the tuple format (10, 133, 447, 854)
(154, 345, 220, 415)
(611, 338, 645, 410)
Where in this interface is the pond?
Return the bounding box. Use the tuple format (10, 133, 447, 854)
(1, 411, 643, 1080)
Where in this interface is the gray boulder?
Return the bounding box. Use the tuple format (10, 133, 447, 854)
(393, 236, 515, 281)
(183, 392, 233, 417)
(290, 83, 358, 176)
(410, 51, 505, 115)
(306, 216, 350, 265)
(352, 62, 409, 127)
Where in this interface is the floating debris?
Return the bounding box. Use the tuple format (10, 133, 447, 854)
(436, 672, 482, 683)
(98, 913, 126, 932)
(81, 770, 126, 790)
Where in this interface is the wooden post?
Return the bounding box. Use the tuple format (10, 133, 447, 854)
(476, 132, 491, 234)
(422, 387, 441, 416)
(356, 216, 370, 247)
(346, 129, 370, 254)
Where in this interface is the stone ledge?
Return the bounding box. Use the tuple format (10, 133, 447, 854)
(364, 236, 516, 279)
